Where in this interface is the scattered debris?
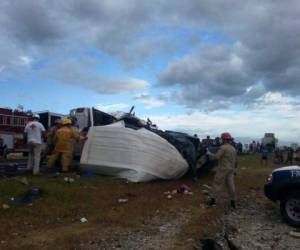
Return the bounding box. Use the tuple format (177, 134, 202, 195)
(80, 171, 95, 179)
(80, 217, 88, 223)
(18, 177, 29, 185)
(171, 189, 177, 194)
(10, 187, 43, 206)
(183, 190, 193, 195)
(167, 195, 172, 199)
(177, 184, 191, 193)
(202, 184, 212, 190)
(118, 198, 128, 204)
(2, 204, 10, 209)
(289, 230, 300, 239)
(164, 185, 193, 197)
(64, 177, 75, 183)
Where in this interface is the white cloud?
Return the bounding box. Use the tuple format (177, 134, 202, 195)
(134, 93, 165, 109)
(19, 56, 33, 66)
(257, 92, 294, 106)
(40, 59, 149, 94)
(145, 93, 300, 143)
(95, 103, 129, 112)
(253, 92, 300, 117)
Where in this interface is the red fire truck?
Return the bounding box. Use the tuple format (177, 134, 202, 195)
(0, 107, 31, 157)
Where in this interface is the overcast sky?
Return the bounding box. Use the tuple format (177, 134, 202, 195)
(1, 0, 300, 142)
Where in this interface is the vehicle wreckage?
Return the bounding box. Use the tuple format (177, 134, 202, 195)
(71, 106, 216, 182)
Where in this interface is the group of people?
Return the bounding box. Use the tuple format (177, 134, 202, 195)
(24, 114, 85, 175)
(201, 135, 221, 148)
(236, 141, 262, 155)
(23, 118, 240, 209)
(274, 147, 300, 165)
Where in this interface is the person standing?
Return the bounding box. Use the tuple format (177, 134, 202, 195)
(252, 141, 257, 154)
(47, 118, 82, 172)
(45, 118, 62, 155)
(24, 114, 46, 175)
(207, 132, 237, 209)
(260, 146, 269, 166)
(286, 147, 293, 165)
(0, 138, 7, 160)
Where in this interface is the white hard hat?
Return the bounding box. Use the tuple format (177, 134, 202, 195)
(32, 114, 40, 119)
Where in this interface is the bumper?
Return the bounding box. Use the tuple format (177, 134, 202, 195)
(264, 182, 277, 201)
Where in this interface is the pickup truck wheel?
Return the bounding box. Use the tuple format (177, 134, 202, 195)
(280, 191, 300, 227)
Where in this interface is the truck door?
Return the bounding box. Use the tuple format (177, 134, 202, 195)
(70, 108, 91, 131)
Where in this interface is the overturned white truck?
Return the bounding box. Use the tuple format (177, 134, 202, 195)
(71, 107, 205, 182)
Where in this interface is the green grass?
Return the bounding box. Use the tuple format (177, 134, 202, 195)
(0, 154, 284, 249)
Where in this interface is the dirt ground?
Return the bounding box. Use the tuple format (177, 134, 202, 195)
(0, 154, 299, 250)
(220, 195, 300, 250)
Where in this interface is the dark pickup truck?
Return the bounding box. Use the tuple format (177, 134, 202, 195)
(264, 166, 300, 227)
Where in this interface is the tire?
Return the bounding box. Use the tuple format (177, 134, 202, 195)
(280, 191, 300, 227)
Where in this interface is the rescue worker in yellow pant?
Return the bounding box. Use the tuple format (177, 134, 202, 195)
(47, 118, 82, 172)
(207, 132, 237, 209)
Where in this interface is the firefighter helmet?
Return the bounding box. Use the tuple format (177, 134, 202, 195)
(221, 132, 232, 141)
(62, 118, 72, 125)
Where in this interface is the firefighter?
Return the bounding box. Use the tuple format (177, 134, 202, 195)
(47, 118, 83, 172)
(46, 118, 62, 155)
(207, 132, 237, 209)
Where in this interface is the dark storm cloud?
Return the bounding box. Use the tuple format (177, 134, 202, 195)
(158, 44, 253, 105)
(156, 0, 300, 108)
(0, 0, 173, 67)
(2, 0, 64, 45)
(1, 0, 300, 107)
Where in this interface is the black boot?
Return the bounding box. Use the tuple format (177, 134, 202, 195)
(230, 200, 236, 209)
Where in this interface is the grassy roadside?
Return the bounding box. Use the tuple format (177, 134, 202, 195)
(0, 154, 282, 249)
(0, 172, 211, 249)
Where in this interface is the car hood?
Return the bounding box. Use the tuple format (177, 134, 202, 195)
(272, 165, 300, 173)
